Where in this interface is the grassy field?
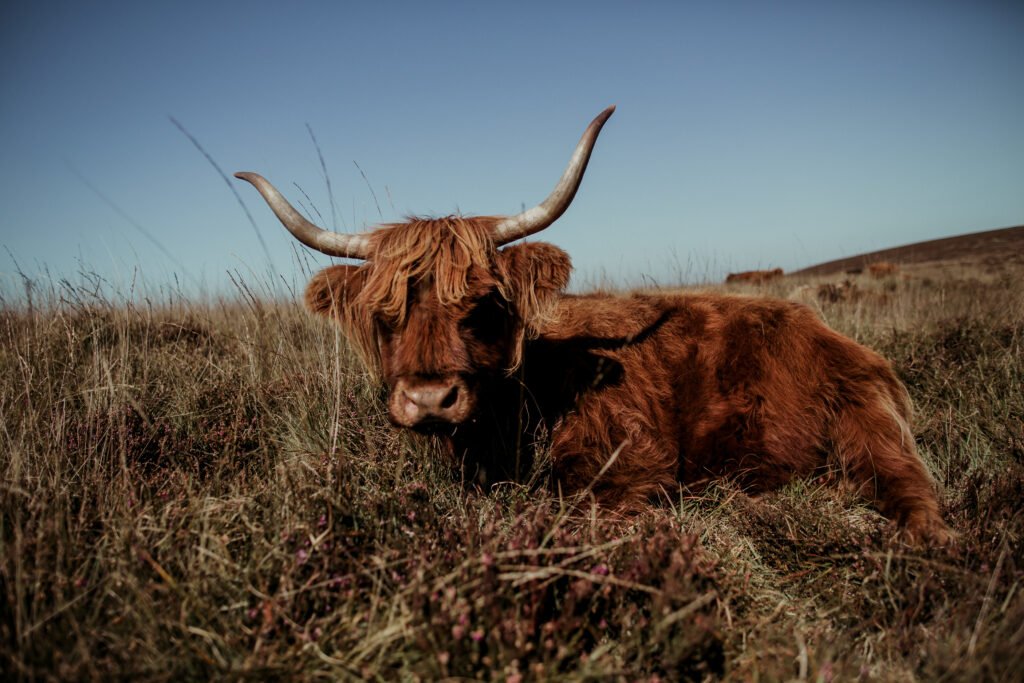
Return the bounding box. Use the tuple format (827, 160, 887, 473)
(1, 257, 1022, 681)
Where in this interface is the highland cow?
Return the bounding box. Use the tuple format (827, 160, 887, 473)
(725, 268, 784, 284)
(869, 262, 899, 278)
(236, 106, 951, 544)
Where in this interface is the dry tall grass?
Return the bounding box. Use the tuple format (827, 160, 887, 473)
(2, 259, 1022, 680)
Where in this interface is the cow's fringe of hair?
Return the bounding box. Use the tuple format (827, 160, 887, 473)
(361, 216, 500, 323)
(340, 215, 553, 374)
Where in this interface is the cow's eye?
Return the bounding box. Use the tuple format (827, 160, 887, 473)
(462, 292, 511, 341)
(374, 315, 395, 338)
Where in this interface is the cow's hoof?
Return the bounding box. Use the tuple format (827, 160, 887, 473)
(901, 515, 957, 548)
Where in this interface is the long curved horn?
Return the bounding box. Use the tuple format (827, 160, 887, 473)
(234, 171, 371, 259)
(491, 105, 615, 246)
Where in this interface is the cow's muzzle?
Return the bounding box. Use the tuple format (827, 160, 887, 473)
(389, 376, 473, 428)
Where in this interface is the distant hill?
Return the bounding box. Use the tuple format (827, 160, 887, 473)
(794, 225, 1024, 276)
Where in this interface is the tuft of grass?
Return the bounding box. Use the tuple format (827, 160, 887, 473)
(2, 258, 1023, 680)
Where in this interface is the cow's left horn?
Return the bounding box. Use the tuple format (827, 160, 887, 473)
(492, 105, 615, 246)
(234, 172, 371, 259)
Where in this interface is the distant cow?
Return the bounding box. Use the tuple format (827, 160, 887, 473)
(237, 107, 950, 544)
(726, 268, 784, 284)
(817, 280, 860, 303)
(869, 262, 899, 278)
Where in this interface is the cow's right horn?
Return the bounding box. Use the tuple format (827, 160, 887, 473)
(235, 172, 371, 260)
(491, 105, 615, 246)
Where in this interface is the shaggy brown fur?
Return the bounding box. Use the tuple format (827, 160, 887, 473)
(306, 217, 566, 376)
(725, 268, 784, 284)
(306, 218, 951, 545)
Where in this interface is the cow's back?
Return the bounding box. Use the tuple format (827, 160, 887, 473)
(537, 292, 908, 501)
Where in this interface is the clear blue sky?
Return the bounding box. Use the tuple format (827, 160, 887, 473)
(2, 0, 1022, 296)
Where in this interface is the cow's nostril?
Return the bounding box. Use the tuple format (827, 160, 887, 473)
(440, 385, 459, 410)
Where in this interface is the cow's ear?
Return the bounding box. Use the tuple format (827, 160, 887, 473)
(304, 265, 365, 318)
(496, 242, 571, 327)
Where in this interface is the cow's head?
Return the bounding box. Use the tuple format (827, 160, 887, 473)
(236, 107, 613, 431)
